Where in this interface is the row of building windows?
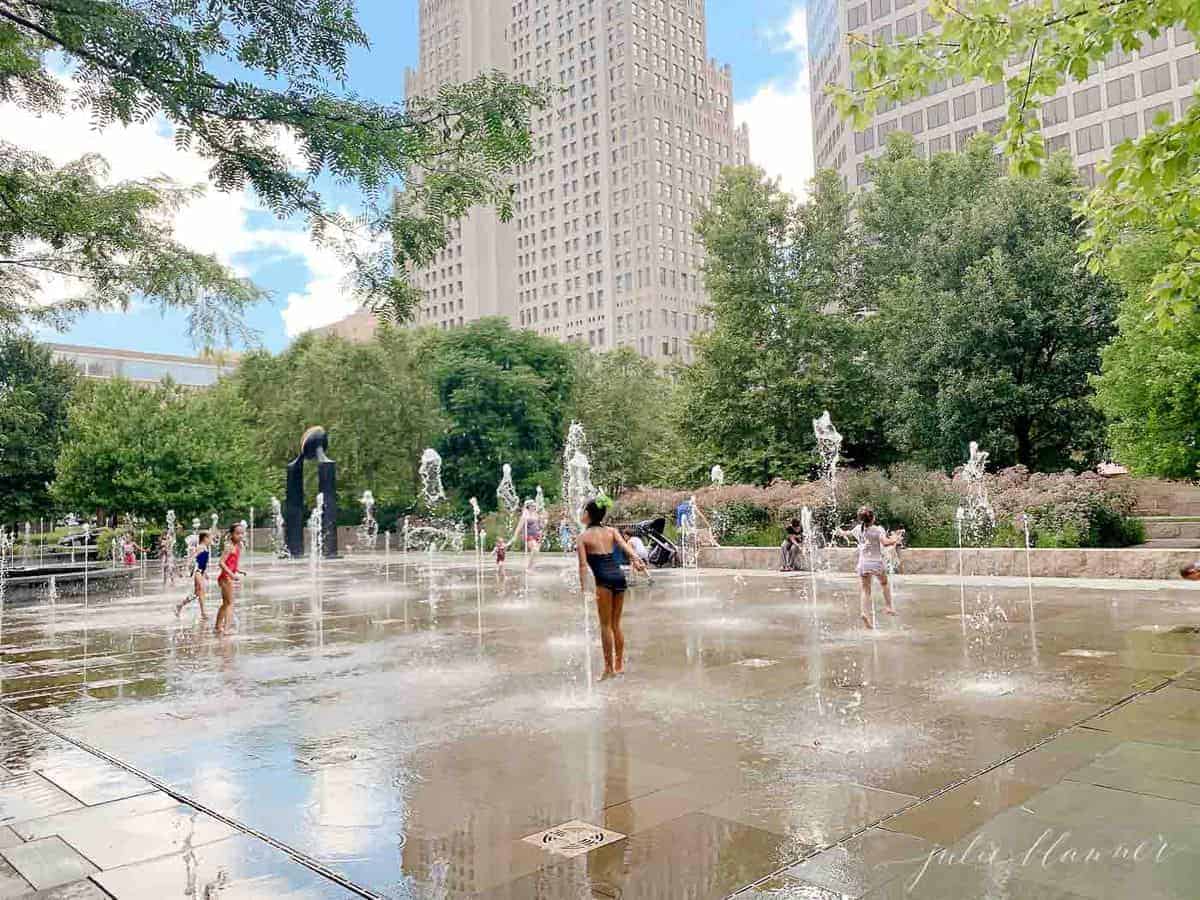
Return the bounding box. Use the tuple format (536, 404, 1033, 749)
(854, 97, 1190, 185)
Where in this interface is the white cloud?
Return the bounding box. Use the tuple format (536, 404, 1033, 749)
(735, 6, 815, 199)
(0, 88, 359, 342)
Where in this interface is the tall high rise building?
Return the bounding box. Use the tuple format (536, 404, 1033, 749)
(397, 0, 749, 361)
(809, 0, 1198, 188)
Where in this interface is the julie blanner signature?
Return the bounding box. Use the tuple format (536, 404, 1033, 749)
(901, 828, 1174, 893)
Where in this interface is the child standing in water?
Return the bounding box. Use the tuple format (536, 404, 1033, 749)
(120, 532, 145, 567)
(837, 507, 903, 628)
(214, 523, 246, 635)
(577, 497, 647, 680)
(176, 531, 211, 618)
(493, 538, 508, 581)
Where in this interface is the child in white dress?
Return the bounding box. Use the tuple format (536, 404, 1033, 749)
(837, 507, 904, 628)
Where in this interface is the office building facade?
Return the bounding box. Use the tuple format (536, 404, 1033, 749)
(403, 0, 750, 360)
(809, 0, 1197, 187)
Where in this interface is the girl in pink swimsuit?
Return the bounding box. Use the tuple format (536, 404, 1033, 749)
(214, 522, 246, 635)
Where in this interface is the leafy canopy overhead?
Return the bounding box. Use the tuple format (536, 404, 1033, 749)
(0, 0, 549, 343)
(829, 0, 1200, 327)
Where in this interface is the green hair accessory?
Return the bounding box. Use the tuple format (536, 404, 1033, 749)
(594, 493, 613, 511)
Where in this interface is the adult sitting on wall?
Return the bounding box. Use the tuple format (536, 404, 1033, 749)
(780, 518, 803, 571)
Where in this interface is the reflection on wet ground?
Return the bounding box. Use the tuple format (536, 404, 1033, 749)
(1, 555, 1199, 898)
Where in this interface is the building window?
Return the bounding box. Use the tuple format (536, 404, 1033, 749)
(1079, 163, 1098, 187)
(927, 101, 950, 128)
(1046, 132, 1070, 155)
(1140, 63, 1172, 96)
(1109, 112, 1139, 145)
(980, 83, 1005, 110)
(877, 119, 898, 141)
(848, 3, 868, 29)
(854, 128, 875, 153)
(982, 117, 1003, 135)
(955, 126, 977, 151)
(1072, 85, 1101, 117)
(1075, 122, 1104, 154)
(901, 110, 924, 134)
(1106, 74, 1136, 106)
(952, 92, 977, 120)
(869, 0, 891, 20)
(1041, 96, 1069, 126)
(1177, 53, 1200, 85)
(1144, 101, 1174, 132)
(929, 134, 952, 155)
(1105, 47, 1133, 68)
(856, 161, 873, 185)
(1140, 32, 1169, 57)
(896, 14, 917, 37)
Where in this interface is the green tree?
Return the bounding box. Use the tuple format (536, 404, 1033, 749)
(1092, 230, 1200, 477)
(683, 166, 880, 484)
(1, 0, 549, 340)
(52, 378, 269, 520)
(0, 335, 77, 520)
(429, 319, 576, 509)
(830, 0, 1200, 326)
(230, 328, 443, 522)
(571, 348, 682, 493)
(865, 136, 1119, 470)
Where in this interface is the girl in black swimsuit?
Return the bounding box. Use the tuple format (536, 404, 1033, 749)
(577, 498, 647, 680)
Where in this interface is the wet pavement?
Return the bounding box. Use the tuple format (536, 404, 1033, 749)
(1, 556, 1199, 898)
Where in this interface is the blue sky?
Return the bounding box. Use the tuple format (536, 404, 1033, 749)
(24, 0, 812, 357)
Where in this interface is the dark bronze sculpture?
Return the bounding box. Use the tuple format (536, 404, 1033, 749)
(286, 426, 338, 558)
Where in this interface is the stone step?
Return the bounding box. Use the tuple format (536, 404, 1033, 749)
(1131, 477, 1200, 517)
(1140, 519, 1200, 541)
(1137, 538, 1200, 551)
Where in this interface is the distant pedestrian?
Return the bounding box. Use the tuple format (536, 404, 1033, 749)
(1182, 561, 1200, 581)
(780, 518, 803, 571)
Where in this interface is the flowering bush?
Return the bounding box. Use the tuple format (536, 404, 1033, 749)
(989, 467, 1143, 548)
(616, 466, 1145, 548)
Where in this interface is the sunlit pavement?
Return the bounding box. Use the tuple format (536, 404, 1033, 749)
(2, 555, 1199, 898)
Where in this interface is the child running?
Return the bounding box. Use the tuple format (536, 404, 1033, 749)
(510, 500, 545, 570)
(214, 522, 246, 636)
(176, 531, 211, 618)
(837, 507, 903, 629)
(576, 497, 647, 680)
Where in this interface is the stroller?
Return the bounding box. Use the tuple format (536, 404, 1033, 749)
(632, 517, 680, 568)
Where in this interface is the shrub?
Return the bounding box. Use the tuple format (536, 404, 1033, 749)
(616, 465, 1146, 549)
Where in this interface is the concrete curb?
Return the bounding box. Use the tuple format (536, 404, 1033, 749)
(698, 546, 1199, 580)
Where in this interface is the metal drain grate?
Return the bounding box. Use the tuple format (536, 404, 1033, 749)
(734, 658, 778, 668)
(1060, 649, 1117, 658)
(522, 821, 625, 858)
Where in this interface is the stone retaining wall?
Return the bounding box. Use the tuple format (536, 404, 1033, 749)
(698, 546, 1198, 580)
